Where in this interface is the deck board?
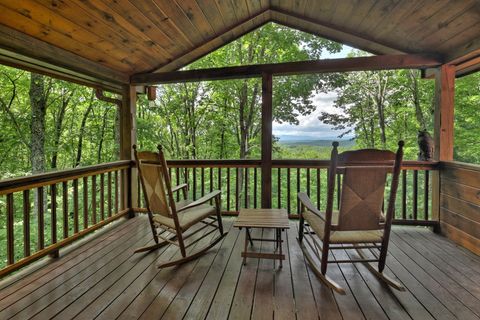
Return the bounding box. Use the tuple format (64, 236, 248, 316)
(1, 215, 479, 320)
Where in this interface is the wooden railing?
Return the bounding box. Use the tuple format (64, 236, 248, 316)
(137, 159, 438, 225)
(0, 161, 131, 277)
(0, 158, 438, 278)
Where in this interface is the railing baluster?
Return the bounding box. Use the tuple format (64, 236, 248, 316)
(287, 168, 291, 214)
(402, 170, 407, 220)
(201, 167, 205, 197)
(62, 181, 68, 239)
(226, 168, 230, 211)
(107, 172, 112, 217)
(23, 190, 30, 257)
(277, 168, 281, 209)
(306, 168, 311, 197)
(83, 176, 88, 229)
(114, 170, 119, 214)
(245, 168, 249, 208)
(209, 167, 213, 193)
(413, 170, 418, 220)
(336, 174, 341, 210)
(51, 184, 57, 246)
(193, 168, 197, 200)
(297, 168, 301, 215)
(50, 184, 58, 257)
(424, 170, 429, 220)
(137, 173, 141, 207)
(316, 168, 321, 210)
(176, 167, 180, 201)
(92, 175, 97, 224)
(38, 186, 45, 250)
(100, 173, 105, 221)
(235, 168, 240, 212)
(254, 168, 258, 209)
(6, 193, 14, 265)
(73, 179, 79, 233)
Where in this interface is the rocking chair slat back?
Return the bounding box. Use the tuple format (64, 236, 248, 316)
(138, 162, 171, 217)
(337, 167, 388, 231)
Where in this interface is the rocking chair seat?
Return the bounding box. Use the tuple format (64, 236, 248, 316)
(303, 209, 384, 244)
(153, 203, 216, 232)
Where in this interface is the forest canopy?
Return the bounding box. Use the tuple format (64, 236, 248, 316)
(0, 22, 479, 181)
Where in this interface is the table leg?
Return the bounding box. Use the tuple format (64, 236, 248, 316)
(243, 228, 249, 265)
(246, 228, 254, 247)
(279, 228, 283, 268)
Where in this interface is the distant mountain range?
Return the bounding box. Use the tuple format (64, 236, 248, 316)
(279, 139, 356, 147)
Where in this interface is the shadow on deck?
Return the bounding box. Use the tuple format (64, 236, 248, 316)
(0, 215, 479, 320)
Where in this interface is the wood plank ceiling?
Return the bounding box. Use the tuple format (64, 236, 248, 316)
(0, 0, 478, 87)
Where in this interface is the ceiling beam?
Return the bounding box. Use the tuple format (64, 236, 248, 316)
(131, 54, 442, 85)
(0, 24, 128, 92)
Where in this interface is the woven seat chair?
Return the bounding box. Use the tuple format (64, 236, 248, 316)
(133, 145, 226, 268)
(298, 141, 405, 294)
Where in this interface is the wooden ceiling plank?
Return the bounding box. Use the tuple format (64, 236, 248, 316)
(344, 0, 377, 31)
(402, 0, 451, 36)
(408, 0, 477, 40)
(420, 6, 480, 45)
(214, 0, 239, 26)
(0, 24, 128, 88)
(153, 10, 270, 72)
(152, 0, 205, 45)
(131, 54, 442, 85)
(361, 0, 404, 35)
(330, 0, 358, 28)
(67, 0, 172, 64)
(129, 0, 192, 50)
(8, 0, 144, 71)
(0, 4, 135, 72)
(370, 0, 419, 39)
(230, 0, 250, 23)
(195, 0, 227, 33)
(174, 0, 216, 41)
(99, 0, 178, 58)
(271, 9, 405, 55)
(35, 0, 158, 70)
(438, 21, 480, 54)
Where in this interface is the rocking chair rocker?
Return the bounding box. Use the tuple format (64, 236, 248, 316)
(298, 141, 405, 294)
(133, 145, 227, 268)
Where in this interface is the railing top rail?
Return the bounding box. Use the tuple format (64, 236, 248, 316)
(164, 159, 439, 170)
(0, 160, 131, 195)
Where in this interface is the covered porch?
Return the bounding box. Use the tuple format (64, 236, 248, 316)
(0, 1, 480, 319)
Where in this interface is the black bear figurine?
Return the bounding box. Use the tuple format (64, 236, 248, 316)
(418, 130, 434, 161)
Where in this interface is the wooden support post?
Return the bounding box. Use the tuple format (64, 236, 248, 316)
(431, 64, 455, 227)
(120, 85, 138, 217)
(261, 73, 273, 209)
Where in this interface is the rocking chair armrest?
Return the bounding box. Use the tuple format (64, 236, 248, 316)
(298, 192, 326, 221)
(172, 183, 188, 193)
(177, 190, 221, 213)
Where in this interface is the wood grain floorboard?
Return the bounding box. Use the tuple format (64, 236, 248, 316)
(1, 217, 479, 320)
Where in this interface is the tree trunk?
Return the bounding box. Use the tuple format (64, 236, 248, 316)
(75, 91, 94, 167)
(51, 90, 73, 169)
(409, 70, 426, 130)
(30, 73, 47, 174)
(97, 107, 110, 163)
(29, 73, 48, 223)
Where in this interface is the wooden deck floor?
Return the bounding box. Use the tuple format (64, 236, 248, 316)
(1, 215, 480, 320)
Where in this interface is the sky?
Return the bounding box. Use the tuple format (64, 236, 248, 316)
(272, 45, 354, 141)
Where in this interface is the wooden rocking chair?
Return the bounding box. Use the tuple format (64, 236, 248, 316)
(298, 141, 405, 294)
(133, 145, 227, 268)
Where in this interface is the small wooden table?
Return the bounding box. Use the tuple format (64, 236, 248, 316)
(234, 208, 290, 267)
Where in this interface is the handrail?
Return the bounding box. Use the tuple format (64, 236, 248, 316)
(165, 159, 438, 170)
(0, 160, 131, 195)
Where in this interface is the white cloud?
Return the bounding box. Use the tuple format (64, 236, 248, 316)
(273, 91, 353, 140)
